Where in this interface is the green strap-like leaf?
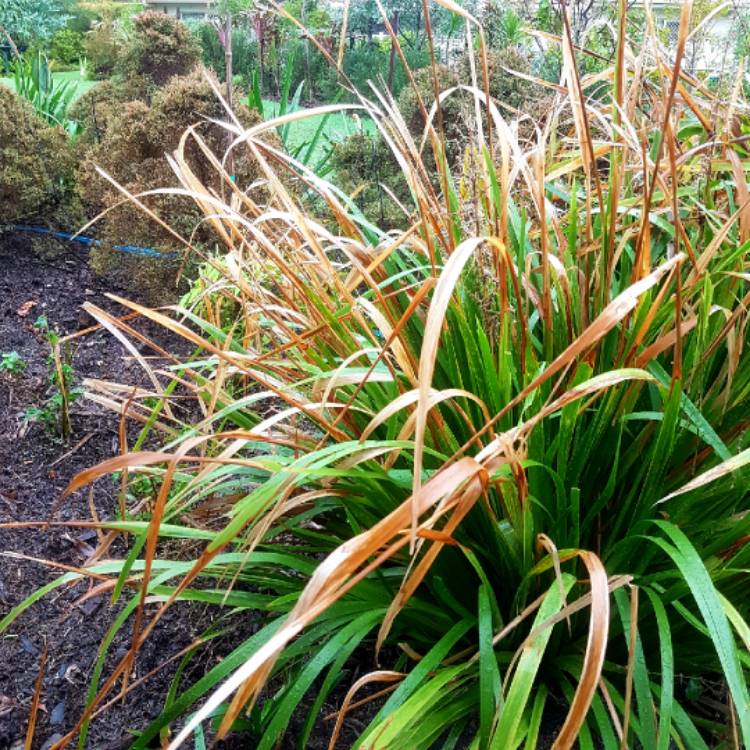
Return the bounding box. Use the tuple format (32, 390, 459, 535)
(649, 521, 750, 743)
(491, 573, 576, 749)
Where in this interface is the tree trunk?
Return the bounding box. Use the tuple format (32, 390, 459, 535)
(224, 14, 233, 107)
(224, 14, 234, 176)
(387, 11, 400, 93)
(303, 0, 312, 103)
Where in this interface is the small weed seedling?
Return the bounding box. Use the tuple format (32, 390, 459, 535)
(0, 351, 27, 377)
(24, 317, 82, 438)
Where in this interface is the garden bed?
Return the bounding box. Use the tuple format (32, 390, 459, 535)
(0, 237, 393, 750)
(0, 237, 248, 749)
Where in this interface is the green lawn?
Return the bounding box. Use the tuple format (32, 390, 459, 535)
(0, 69, 97, 102)
(261, 98, 374, 165)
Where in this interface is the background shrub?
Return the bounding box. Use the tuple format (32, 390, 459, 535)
(460, 46, 543, 114)
(191, 21, 224, 75)
(48, 27, 85, 66)
(396, 64, 462, 153)
(329, 131, 408, 228)
(329, 64, 463, 223)
(119, 11, 201, 87)
(84, 20, 122, 77)
(189, 21, 431, 104)
(64, 1, 96, 34)
(283, 37, 332, 103)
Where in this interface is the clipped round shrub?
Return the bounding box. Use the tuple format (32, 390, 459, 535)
(118, 11, 201, 87)
(78, 72, 279, 301)
(398, 50, 544, 156)
(69, 77, 149, 147)
(0, 84, 79, 230)
(330, 131, 408, 229)
(459, 46, 543, 115)
(396, 64, 464, 160)
(329, 66, 464, 230)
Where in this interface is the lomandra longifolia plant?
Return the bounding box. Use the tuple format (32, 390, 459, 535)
(6, 0, 750, 747)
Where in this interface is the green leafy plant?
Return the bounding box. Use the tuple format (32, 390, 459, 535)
(83, 18, 122, 77)
(0, 0, 68, 47)
(0, 351, 27, 376)
(11, 50, 79, 133)
(24, 316, 81, 437)
(7, 4, 750, 749)
(48, 27, 85, 66)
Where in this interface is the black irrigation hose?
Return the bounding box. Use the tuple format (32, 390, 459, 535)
(9, 225, 177, 259)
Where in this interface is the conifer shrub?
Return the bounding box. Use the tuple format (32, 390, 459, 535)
(71, 13, 249, 301)
(75, 9, 201, 145)
(399, 49, 544, 151)
(0, 85, 80, 245)
(329, 131, 409, 229)
(69, 77, 149, 147)
(78, 73, 278, 301)
(119, 11, 201, 87)
(396, 64, 464, 159)
(460, 46, 544, 116)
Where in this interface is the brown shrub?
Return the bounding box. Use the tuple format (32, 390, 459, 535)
(118, 11, 201, 88)
(0, 85, 80, 235)
(72, 13, 261, 301)
(69, 78, 150, 148)
(78, 73, 280, 302)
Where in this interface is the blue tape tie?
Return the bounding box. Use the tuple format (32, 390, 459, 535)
(11, 225, 177, 259)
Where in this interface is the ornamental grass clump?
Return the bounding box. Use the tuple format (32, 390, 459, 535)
(332, 46, 547, 228)
(8, 1, 750, 747)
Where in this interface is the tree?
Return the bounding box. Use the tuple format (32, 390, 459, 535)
(0, 0, 68, 47)
(345, 0, 424, 41)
